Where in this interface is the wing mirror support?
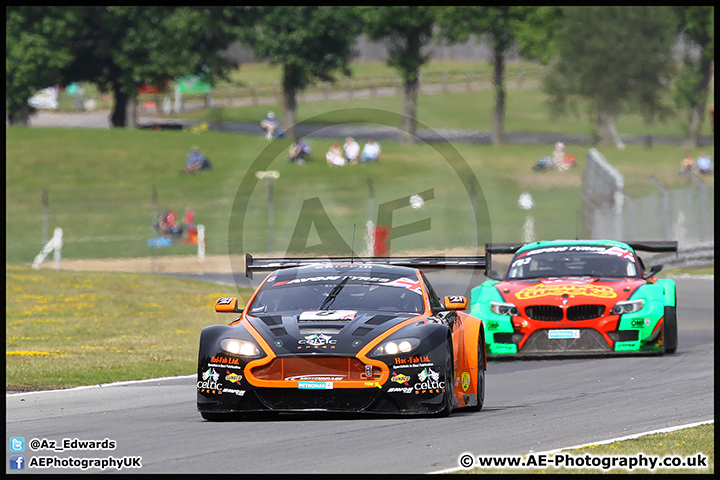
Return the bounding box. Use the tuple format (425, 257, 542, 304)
(644, 264, 663, 280)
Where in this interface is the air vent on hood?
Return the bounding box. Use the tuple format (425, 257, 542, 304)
(365, 314, 396, 325)
(259, 315, 282, 326)
(299, 326, 344, 335)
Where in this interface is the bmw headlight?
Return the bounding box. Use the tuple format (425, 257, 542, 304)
(219, 338, 262, 357)
(370, 338, 421, 357)
(610, 299, 645, 315)
(490, 301, 520, 316)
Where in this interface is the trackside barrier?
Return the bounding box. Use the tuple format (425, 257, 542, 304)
(32, 227, 63, 270)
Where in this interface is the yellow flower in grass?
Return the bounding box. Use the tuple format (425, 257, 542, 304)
(7, 350, 64, 356)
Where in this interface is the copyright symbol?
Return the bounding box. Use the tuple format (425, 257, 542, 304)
(30, 438, 40, 450)
(459, 454, 474, 468)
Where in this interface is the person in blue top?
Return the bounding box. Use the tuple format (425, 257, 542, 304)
(182, 146, 211, 174)
(261, 111, 281, 140)
(288, 137, 311, 164)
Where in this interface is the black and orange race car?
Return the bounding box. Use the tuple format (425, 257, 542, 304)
(197, 255, 487, 420)
(470, 239, 679, 357)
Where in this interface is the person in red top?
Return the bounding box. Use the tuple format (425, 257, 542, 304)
(182, 205, 198, 245)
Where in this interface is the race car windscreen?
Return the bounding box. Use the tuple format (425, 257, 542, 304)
(247, 274, 426, 314)
(505, 245, 639, 280)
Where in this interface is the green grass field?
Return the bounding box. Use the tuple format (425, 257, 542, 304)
(6, 126, 712, 265)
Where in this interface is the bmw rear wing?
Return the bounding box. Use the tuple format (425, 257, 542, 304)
(624, 241, 678, 253)
(245, 253, 486, 279)
(483, 240, 679, 280)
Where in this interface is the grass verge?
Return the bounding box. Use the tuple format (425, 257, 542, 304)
(5, 265, 254, 390)
(457, 423, 713, 474)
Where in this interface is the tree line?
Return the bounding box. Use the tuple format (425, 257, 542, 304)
(6, 6, 714, 148)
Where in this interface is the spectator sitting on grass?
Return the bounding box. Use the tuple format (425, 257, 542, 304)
(181, 146, 211, 174)
(326, 142, 345, 166)
(288, 138, 311, 164)
(361, 138, 381, 163)
(696, 152, 713, 175)
(260, 111, 280, 140)
(680, 152, 695, 175)
(343, 136, 360, 164)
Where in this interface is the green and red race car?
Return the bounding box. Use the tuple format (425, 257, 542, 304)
(470, 239, 678, 357)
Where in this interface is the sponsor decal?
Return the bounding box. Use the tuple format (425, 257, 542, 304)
(299, 310, 356, 322)
(298, 381, 333, 390)
(285, 375, 346, 381)
(273, 275, 392, 287)
(384, 277, 423, 295)
(630, 318, 651, 328)
(390, 372, 411, 385)
(418, 368, 440, 383)
(210, 356, 241, 366)
(548, 329, 580, 339)
(197, 368, 222, 391)
(516, 284, 617, 300)
(225, 371, 242, 384)
(394, 355, 430, 365)
(387, 386, 414, 394)
(222, 388, 246, 396)
(602, 246, 635, 261)
(461, 372, 471, 392)
(299, 334, 337, 346)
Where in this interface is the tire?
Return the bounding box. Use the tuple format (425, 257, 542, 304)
(468, 338, 486, 412)
(436, 339, 454, 417)
(664, 298, 678, 354)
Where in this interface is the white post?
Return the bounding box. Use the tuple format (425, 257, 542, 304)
(53, 227, 63, 270)
(518, 192, 535, 243)
(32, 227, 62, 270)
(197, 224, 205, 262)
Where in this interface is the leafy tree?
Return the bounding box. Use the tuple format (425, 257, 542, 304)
(672, 6, 714, 148)
(437, 6, 561, 145)
(237, 6, 363, 140)
(543, 6, 678, 148)
(58, 7, 243, 127)
(6, 7, 82, 125)
(362, 6, 437, 143)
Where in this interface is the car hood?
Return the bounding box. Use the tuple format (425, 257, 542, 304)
(244, 310, 421, 356)
(495, 277, 647, 306)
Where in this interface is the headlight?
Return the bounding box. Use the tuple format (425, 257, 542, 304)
(219, 338, 262, 357)
(610, 299, 645, 315)
(490, 301, 520, 316)
(370, 338, 420, 357)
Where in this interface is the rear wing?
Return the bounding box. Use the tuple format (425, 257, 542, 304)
(624, 241, 678, 253)
(245, 253, 486, 279)
(484, 240, 679, 280)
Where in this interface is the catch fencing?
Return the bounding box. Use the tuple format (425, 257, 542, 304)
(582, 149, 714, 266)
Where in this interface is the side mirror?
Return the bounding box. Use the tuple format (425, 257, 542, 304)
(644, 264, 663, 279)
(215, 297, 244, 313)
(443, 295, 467, 310)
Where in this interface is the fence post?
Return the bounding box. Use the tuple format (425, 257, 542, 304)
(688, 171, 707, 241)
(273, 84, 281, 103)
(250, 83, 258, 106)
(197, 224, 205, 262)
(442, 71, 448, 93)
(466, 71, 472, 92)
(32, 227, 62, 270)
(345, 77, 354, 99)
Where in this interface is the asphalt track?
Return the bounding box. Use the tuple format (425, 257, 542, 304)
(6, 275, 713, 474)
